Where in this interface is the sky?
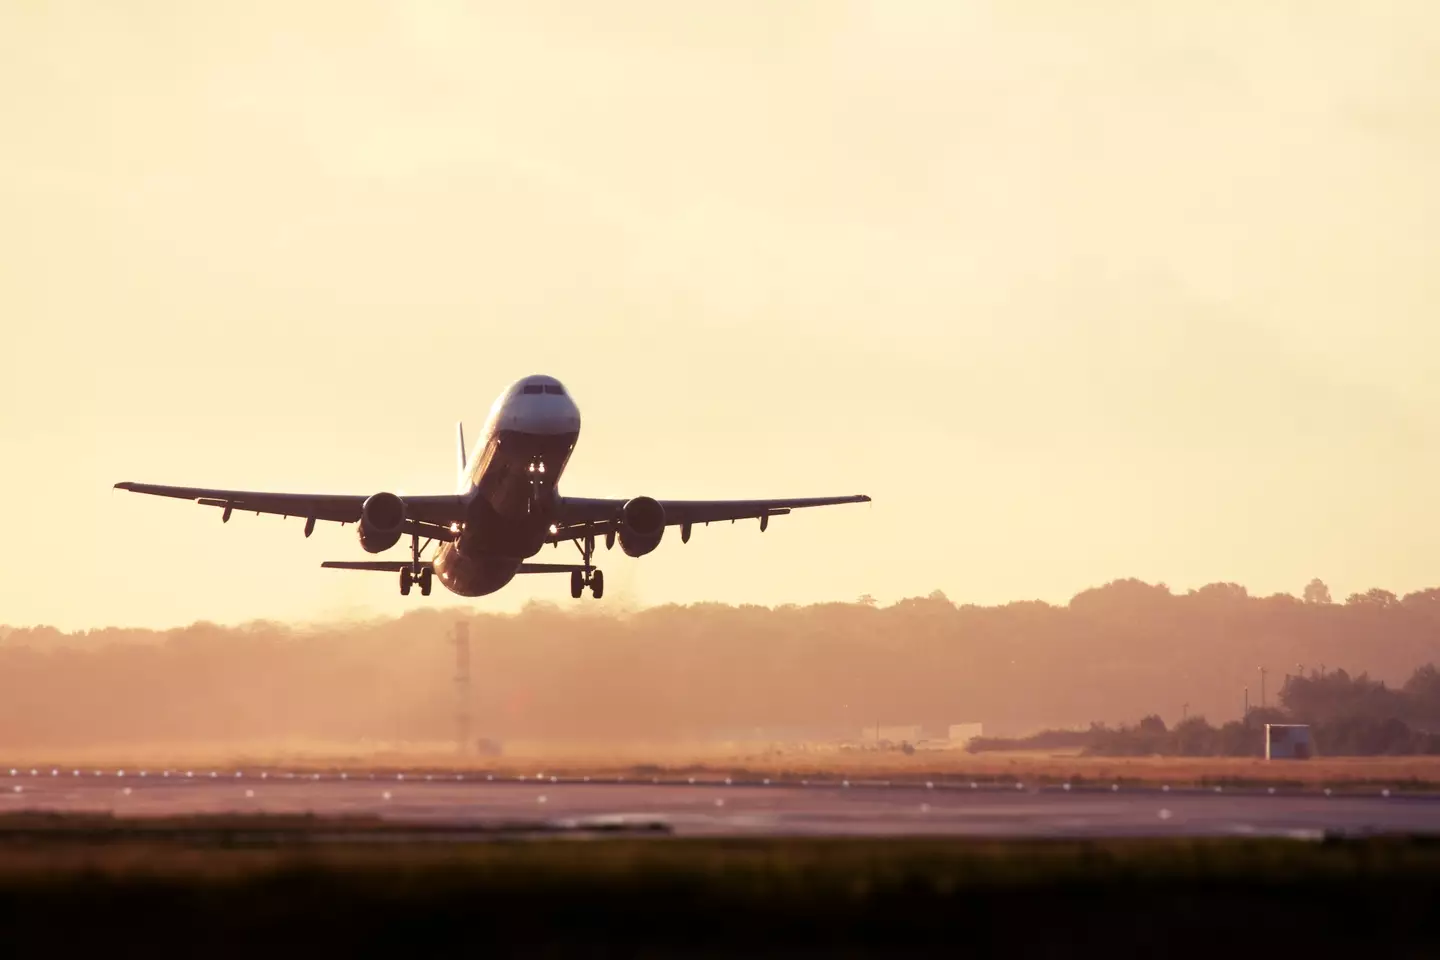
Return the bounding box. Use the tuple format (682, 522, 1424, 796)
(2, 1, 1438, 630)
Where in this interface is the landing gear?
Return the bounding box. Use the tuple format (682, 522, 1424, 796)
(569, 533, 604, 599)
(398, 565, 433, 596)
(397, 533, 433, 597)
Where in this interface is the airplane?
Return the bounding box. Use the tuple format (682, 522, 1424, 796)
(114, 374, 871, 599)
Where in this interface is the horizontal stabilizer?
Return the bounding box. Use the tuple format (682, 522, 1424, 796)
(323, 560, 585, 575)
(516, 563, 591, 574)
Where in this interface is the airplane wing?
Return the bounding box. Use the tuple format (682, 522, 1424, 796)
(551, 494, 870, 540)
(113, 482, 466, 537)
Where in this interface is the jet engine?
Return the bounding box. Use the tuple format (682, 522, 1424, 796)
(617, 496, 666, 557)
(358, 492, 406, 553)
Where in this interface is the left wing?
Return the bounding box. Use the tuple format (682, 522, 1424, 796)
(114, 482, 466, 539)
(552, 494, 869, 540)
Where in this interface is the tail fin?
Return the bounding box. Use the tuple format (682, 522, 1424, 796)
(456, 421, 468, 492)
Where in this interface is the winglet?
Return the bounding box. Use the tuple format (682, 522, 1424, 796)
(456, 421, 468, 492)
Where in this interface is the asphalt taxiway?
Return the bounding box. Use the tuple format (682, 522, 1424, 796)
(4, 767, 1438, 837)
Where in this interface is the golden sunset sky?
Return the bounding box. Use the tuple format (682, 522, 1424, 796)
(2, 2, 1437, 630)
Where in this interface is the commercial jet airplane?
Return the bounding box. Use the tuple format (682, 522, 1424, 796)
(114, 375, 870, 599)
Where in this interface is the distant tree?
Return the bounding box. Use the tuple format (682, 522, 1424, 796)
(856, 594, 877, 607)
(1347, 589, 1398, 607)
(1303, 578, 1332, 604)
(1191, 582, 1249, 602)
(1138, 714, 1167, 734)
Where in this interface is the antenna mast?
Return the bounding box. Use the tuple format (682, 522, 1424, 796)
(453, 620, 472, 754)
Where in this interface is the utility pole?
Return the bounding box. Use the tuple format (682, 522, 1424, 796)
(1243, 685, 1250, 722)
(453, 620, 472, 755)
(1259, 666, 1268, 710)
(1181, 702, 1189, 722)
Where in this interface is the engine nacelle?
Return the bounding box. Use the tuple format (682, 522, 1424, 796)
(358, 491, 406, 554)
(617, 496, 666, 557)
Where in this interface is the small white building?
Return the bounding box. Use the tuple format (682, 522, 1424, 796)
(1265, 723, 1313, 760)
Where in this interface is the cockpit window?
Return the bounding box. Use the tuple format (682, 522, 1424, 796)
(522, 384, 544, 395)
(544, 384, 565, 395)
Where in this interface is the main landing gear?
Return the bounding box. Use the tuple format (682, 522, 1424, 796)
(398, 533, 433, 597)
(399, 566, 432, 597)
(569, 533, 604, 599)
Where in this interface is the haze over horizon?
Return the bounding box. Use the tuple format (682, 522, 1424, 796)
(4, 2, 1439, 631)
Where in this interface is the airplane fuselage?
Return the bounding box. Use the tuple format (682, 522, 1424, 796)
(432, 375, 581, 596)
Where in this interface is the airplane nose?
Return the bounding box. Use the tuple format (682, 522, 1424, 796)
(509, 397, 580, 435)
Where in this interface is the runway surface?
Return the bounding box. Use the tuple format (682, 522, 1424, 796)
(5, 767, 1439, 837)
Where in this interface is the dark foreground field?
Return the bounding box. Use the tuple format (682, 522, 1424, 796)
(0, 815, 1436, 957)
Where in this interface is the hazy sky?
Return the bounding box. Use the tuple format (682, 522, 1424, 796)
(3, 2, 1438, 630)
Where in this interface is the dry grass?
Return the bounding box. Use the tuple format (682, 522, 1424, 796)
(8, 741, 1440, 788)
(0, 830, 1437, 954)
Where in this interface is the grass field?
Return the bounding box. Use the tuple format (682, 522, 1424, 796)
(10, 741, 1440, 790)
(0, 814, 1437, 955)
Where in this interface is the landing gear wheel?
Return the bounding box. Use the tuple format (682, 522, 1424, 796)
(590, 569, 605, 599)
(570, 570, 584, 599)
(399, 568, 412, 596)
(419, 567, 433, 597)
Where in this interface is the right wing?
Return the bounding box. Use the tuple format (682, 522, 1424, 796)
(114, 482, 466, 538)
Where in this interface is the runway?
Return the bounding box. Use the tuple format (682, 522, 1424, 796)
(5, 767, 1438, 837)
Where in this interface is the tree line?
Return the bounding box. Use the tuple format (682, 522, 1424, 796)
(971, 664, 1440, 757)
(0, 577, 1438, 751)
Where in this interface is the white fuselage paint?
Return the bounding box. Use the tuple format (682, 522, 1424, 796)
(431, 375, 582, 597)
